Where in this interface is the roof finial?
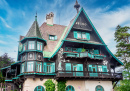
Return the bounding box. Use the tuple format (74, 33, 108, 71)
(35, 11, 37, 21)
(74, 0, 80, 13)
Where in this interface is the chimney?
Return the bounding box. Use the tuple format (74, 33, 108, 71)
(46, 12, 54, 26)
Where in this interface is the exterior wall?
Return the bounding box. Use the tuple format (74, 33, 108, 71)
(85, 81, 113, 91)
(22, 78, 56, 91)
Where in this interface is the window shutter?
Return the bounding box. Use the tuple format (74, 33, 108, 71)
(51, 63, 55, 73)
(77, 64, 83, 71)
(73, 31, 77, 39)
(65, 63, 71, 71)
(88, 65, 92, 71)
(102, 65, 107, 72)
(43, 63, 47, 72)
(86, 33, 90, 40)
(55, 36, 57, 40)
(94, 50, 99, 54)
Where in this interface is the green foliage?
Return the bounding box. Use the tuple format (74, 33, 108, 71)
(0, 53, 15, 68)
(44, 79, 55, 91)
(114, 25, 130, 90)
(57, 80, 66, 91)
(81, 48, 86, 52)
(115, 79, 130, 91)
(0, 71, 5, 83)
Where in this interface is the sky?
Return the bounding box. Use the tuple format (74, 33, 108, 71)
(0, 0, 130, 61)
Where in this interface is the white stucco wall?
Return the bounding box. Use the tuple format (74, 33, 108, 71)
(85, 81, 113, 91)
(22, 78, 56, 91)
(22, 78, 113, 91)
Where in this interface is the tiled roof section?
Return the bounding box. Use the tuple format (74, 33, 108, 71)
(19, 35, 25, 41)
(26, 21, 43, 39)
(40, 22, 66, 52)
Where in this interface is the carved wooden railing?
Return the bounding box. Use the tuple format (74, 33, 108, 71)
(56, 71, 123, 79)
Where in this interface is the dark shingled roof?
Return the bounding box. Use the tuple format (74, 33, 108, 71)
(40, 22, 66, 52)
(26, 20, 43, 39)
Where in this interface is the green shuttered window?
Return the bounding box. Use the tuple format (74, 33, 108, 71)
(43, 62, 55, 73)
(27, 62, 34, 72)
(37, 42, 43, 51)
(28, 41, 35, 49)
(65, 63, 71, 72)
(21, 63, 25, 73)
(73, 31, 90, 40)
(95, 85, 104, 91)
(66, 85, 75, 91)
(36, 62, 42, 72)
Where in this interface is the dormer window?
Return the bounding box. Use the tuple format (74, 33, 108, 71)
(49, 35, 57, 40)
(28, 41, 35, 49)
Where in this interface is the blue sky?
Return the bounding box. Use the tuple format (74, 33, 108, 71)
(0, 0, 130, 61)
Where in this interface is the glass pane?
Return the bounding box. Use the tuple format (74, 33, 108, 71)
(82, 33, 86, 39)
(28, 41, 35, 49)
(77, 32, 81, 38)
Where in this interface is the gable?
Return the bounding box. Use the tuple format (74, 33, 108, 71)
(73, 11, 92, 31)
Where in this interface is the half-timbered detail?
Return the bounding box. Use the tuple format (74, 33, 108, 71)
(1, 0, 123, 91)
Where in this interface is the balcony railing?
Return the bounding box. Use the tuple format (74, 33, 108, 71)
(56, 71, 123, 80)
(64, 52, 106, 59)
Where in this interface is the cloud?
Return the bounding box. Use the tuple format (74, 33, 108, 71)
(0, 16, 12, 28)
(0, 40, 7, 44)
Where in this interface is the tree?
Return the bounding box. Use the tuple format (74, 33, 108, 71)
(114, 25, 130, 91)
(44, 79, 55, 91)
(0, 53, 15, 68)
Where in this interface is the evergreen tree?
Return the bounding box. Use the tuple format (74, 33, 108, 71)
(114, 25, 130, 91)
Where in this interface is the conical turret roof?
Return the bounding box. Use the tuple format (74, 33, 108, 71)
(26, 15, 43, 39)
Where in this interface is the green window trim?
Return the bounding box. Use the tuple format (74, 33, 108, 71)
(65, 63, 71, 73)
(49, 35, 57, 40)
(27, 61, 34, 72)
(66, 85, 75, 91)
(34, 85, 45, 91)
(21, 63, 25, 73)
(95, 85, 104, 91)
(73, 31, 90, 40)
(23, 43, 27, 51)
(36, 62, 42, 72)
(28, 41, 35, 50)
(43, 62, 55, 73)
(37, 42, 43, 51)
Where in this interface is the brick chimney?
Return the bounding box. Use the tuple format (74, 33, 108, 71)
(46, 12, 54, 26)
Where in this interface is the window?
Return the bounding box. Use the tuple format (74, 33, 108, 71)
(66, 85, 75, 91)
(34, 86, 45, 91)
(65, 47, 72, 52)
(37, 53, 42, 60)
(27, 62, 34, 72)
(28, 41, 35, 49)
(95, 85, 104, 91)
(49, 35, 57, 40)
(73, 31, 90, 40)
(37, 42, 42, 51)
(21, 63, 25, 73)
(22, 54, 26, 61)
(23, 43, 27, 51)
(36, 62, 42, 72)
(43, 62, 55, 73)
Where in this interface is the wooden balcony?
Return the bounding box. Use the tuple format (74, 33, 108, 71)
(64, 52, 106, 60)
(56, 71, 123, 81)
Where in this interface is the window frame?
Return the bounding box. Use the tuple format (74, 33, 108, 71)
(28, 41, 35, 50)
(49, 35, 57, 40)
(21, 63, 25, 73)
(95, 85, 104, 91)
(27, 61, 34, 72)
(73, 31, 90, 40)
(37, 42, 43, 51)
(36, 62, 42, 72)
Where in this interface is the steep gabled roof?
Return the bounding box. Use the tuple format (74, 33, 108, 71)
(26, 20, 43, 39)
(47, 7, 123, 65)
(40, 22, 67, 58)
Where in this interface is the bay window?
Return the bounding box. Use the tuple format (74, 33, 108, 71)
(27, 62, 34, 72)
(28, 41, 35, 49)
(36, 62, 42, 72)
(37, 42, 43, 51)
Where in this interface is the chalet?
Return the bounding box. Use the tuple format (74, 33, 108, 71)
(1, 0, 123, 91)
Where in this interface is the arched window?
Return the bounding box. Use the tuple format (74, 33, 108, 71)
(34, 85, 45, 91)
(95, 85, 104, 91)
(66, 85, 75, 91)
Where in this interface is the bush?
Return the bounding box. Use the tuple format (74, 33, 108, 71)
(44, 79, 55, 91)
(57, 80, 66, 91)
